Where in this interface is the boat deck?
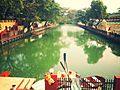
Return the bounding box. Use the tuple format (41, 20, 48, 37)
(0, 77, 36, 90)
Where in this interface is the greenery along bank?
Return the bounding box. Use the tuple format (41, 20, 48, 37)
(1, 0, 120, 26)
(0, 0, 62, 46)
(0, 0, 61, 30)
(75, 0, 120, 26)
(1, 0, 120, 46)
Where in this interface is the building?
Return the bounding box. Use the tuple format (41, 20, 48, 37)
(106, 13, 120, 22)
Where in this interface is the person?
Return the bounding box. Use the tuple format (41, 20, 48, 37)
(108, 27, 111, 31)
(10, 85, 16, 90)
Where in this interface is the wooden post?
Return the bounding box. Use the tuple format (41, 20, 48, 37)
(113, 76, 120, 90)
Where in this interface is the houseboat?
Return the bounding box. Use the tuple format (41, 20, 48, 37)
(0, 69, 120, 90)
(0, 20, 28, 46)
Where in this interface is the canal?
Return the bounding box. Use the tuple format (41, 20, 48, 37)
(0, 24, 120, 79)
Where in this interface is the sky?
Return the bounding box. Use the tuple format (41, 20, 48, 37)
(55, 0, 120, 13)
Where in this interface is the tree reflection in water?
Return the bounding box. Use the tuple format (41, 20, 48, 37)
(0, 29, 61, 79)
(84, 45, 105, 64)
(108, 43, 120, 56)
(75, 30, 120, 64)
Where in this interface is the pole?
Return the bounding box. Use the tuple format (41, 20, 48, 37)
(63, 53, 68, 73)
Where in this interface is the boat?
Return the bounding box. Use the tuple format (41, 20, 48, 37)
(32, 70, 105, 90)
(32, 59, 105, 90)
(0, 72, 36, 90)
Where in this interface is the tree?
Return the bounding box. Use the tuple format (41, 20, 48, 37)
(0, 0, 23, 19)
(57, 8, 70, 24)
(58, 8, 78, 24)
(76, 0, 108, 26)
(20, 0, 39, 31)
(117, 8, 120, 14)
(76, 9, 86, 21)
(0, 0, 61, 28)
(36, 0, 61, 26)
(90, 0, 107, 20)
(66, 10, 77, 24)
(76, 8, 91, 25)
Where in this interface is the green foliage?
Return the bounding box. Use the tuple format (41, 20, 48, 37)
(58, 8, 77, 24)
(0, 0, 61, 25)
(76, 0, 108, 25)
(0, 0, 23, 19)
(36, 0, 61, 25)
(76, 8, 91, 25)
(90, 0, 107, 19)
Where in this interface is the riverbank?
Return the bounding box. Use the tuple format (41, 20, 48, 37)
(77, 24, 120, 44)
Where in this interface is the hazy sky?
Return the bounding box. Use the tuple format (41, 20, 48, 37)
(55, 0, 120, 13)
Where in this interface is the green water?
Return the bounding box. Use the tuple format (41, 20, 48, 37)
(0, 24, 120, 79)
(0, 28, 61, 79)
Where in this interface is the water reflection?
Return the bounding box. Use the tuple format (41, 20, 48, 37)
(75, 30, 120, 62)
(84, 45, 105, 64)
(55, 25, 120, 79)
(58, 25, 120, 65)
(108, 44, 120, 56)
(0, 25, 120, 79)
(67, 31, 105, 64)
(0, 29, 61, 79)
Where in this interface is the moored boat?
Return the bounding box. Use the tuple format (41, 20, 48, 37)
(32, 70, 105, 90)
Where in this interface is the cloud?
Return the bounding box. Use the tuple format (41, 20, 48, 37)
(55, 0, 92, 10)
(55, 0, 120, 13)
(102, 0, 120, 13)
